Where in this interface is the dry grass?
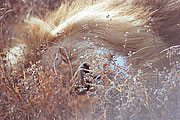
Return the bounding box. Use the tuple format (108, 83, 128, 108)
(0, 0, 180, 120)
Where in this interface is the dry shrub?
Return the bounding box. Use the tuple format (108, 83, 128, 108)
(1, 46, 179, 120)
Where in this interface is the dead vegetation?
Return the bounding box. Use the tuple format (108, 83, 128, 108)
(0, 0, 180, 120)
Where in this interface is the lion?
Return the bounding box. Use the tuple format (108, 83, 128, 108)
(3, 0, 180, 119)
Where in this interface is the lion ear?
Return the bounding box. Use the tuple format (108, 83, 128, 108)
(15, 17, 56, 53)
(23, 17, 55, 45)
